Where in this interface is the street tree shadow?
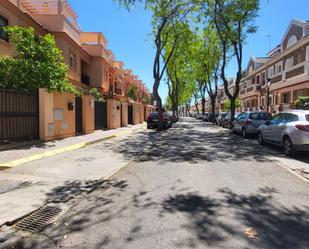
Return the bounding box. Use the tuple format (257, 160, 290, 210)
(11, 179, 131, 249)
(161, 187, 309, 249)
(105, 120, 271, 164)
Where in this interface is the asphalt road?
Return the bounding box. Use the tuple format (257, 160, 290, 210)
(11, 118, 309, 249)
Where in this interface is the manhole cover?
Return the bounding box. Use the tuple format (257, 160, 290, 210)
(13, 206, 62, 233)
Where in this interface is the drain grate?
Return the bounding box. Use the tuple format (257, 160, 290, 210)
(13, 206, 62, 233)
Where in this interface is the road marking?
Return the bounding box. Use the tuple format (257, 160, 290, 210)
(0, 128, 141, 169)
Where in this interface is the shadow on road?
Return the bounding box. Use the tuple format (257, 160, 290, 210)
(161, 187, 309, 249)
(12, 177, 309, 249)
(106, 119, 272, 164)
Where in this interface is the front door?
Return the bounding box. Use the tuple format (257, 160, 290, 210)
(128, 105, 133, 125)
(95, 101, 107, 129)
(75, 97, 83, 134)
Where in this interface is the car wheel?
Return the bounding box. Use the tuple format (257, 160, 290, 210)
(282, 136, 295, 156)
(257, 131, 264, 145)
(242, 128, 247, 138)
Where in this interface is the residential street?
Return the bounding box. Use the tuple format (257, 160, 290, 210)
(6, 118, 309, 249)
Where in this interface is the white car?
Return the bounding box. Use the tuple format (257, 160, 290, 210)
(257, 110, 309, 156)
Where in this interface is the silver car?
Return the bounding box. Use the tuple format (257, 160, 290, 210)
(232, 111, 272, 138)
(257, 110, 309, 156)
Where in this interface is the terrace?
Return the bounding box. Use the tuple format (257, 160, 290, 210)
(20, 0, 81, 43)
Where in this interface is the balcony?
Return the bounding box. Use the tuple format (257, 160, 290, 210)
(21, 0, 81, 44)
(80, 32, 110, 60)
(115, 88, 122, 95)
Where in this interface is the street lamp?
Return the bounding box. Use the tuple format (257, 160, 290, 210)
(266, 78, 272, 113)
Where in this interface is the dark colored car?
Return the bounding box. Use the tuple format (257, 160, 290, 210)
(147, 112, 172, 129)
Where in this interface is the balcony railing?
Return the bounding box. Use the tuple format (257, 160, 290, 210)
(115, 88, 122, 95)
(81, 74, 90, 86)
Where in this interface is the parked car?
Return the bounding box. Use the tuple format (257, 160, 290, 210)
(206, 113, 219, 122)
(165, 111, 179, 123)
(216, 112, 227, 126)
(257, 110, 309, 156)
(196, 113, 204, 119)
(202, 113, 210, 121)
(221, 113, 240, 128)
(147, 112, 172, 129)
(232, 111, 272, 138)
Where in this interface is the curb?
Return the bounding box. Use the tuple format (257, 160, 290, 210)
(265, 156, 309, 184)
(0, 128, 140, 169)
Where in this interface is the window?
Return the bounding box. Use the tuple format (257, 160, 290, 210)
(295, 53, 304, 65)
(262, 72, 266, 85)
(275, 62, 282, 74)
(287, 35, 297, 48)
(0, 15, 8, 42)
(282, 92, 291, 104)
(271, 114, 285, 125)
(267, 66, 274, 78)
(286, 114, 299, 123)
(285, 56, 294, 69)
(256, 75, 260, 84)
(250, 113, 271, 121)
(69, 52, 76, 69)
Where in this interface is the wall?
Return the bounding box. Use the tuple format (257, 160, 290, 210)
(82, 95, 95, 134)
(39, 89, 75, 141)
(39, 88, 54, 141)
(133, 103, 143, 125)
(107, 99, 121, 129)
(53, 92, 75, 139)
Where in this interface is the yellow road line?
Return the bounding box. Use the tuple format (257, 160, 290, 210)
(0, 128, 139, 169)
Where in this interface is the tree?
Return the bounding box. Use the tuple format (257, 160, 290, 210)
(126, 85, 138, 101)
(164, 23, 194, 122)
(295, 96, 309, 110)
(207, 0, 259, 124)
(223, 98, 241, 111)
(0, 26, 77, 94)
(192, 25, 221, 120)
(116, 0, 195, 129)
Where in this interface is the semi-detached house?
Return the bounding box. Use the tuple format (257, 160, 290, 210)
(239, 19, 309, 113)
(0, 0, 154, 142)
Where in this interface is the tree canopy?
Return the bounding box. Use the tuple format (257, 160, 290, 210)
(0, 26, 78, 94)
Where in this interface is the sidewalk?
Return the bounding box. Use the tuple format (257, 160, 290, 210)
(0, 124, 145, 168)
(0, 124, 145, 227)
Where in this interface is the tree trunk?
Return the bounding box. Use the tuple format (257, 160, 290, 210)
(230, 97, 236, 129)
(153, 77, 164, 130)
(195, 102, 200, 114)
(201, 97, 206, 115)
(211, 96, 216, 122)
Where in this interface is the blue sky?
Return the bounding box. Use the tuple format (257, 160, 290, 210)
(71, 0, 309, 103)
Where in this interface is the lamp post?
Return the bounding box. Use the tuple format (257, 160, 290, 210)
(266, 78, 272, 113)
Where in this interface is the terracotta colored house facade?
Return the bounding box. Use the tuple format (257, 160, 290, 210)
(0, 0, 154, 141)
(239, 19, 309, 113)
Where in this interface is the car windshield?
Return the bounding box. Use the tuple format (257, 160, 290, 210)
(249, 112, 271, 120)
